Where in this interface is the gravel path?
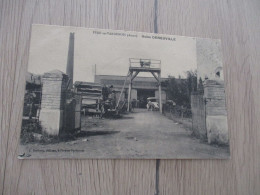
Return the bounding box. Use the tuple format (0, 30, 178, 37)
(20, 108, 229, 159)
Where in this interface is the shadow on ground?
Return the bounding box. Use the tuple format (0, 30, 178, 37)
(114, 116, 134, 120)
(76, 130, 120, 137)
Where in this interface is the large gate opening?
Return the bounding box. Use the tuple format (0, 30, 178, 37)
(137, 89, 155, 108)
(126, 58, 162, 113)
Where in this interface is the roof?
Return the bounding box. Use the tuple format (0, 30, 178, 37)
(147, 97, 157, 100)
(43, 70, 68, 78)
(95, 75, 168, 90)
(74, 81, 102, 88)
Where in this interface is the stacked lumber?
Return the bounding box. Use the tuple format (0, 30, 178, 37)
(74, 81, 102, 114)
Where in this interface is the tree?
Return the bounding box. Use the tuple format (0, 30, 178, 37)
(186, 70, 197, 95)
(165, 70, 198, 108)
(198, 77, 204, 93)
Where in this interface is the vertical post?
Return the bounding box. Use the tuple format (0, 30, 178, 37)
(158, 72, 162, 113)
(127, 72, 132, 112)
(66, 32, 74, 89)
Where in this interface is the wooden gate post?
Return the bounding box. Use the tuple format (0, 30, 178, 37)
(127, 72, 132, 111)
(158, 72, 162, 113)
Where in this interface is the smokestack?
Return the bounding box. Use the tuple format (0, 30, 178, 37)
(66, 32, 75, 89)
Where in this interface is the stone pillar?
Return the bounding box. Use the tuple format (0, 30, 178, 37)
(204, 80, 228, 145)
(39, 70, 68, 136)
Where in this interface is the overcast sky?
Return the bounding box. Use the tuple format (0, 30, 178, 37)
(28, 25, 197, 82)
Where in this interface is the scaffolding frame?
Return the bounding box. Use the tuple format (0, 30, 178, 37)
(127, 58, 162, 113)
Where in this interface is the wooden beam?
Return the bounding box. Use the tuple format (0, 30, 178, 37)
(158, 72, 162, 113)
(116, 71, 130, 108)
(129, 67, 161, 72)
(127, 72, 133, 111)
(151, 72, 160, 84)
(131, 71, 139, 81)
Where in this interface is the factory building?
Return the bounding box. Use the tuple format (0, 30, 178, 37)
(95, 75, 168, 108)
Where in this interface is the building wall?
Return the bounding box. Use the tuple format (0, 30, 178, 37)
(196, 38, 224, 81)
(131, 89, 137, 100)
(95, 75, 167, 104)
(95, 75, 168, 90)
(155, 90, 166, 103)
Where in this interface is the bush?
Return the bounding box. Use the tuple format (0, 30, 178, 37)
(20, 119, 42, 144)
(20, 119, 76, 144)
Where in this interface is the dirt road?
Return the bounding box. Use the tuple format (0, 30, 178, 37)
(21, 108, 229, 159)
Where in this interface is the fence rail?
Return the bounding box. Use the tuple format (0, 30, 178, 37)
(129, 58, 161, 69)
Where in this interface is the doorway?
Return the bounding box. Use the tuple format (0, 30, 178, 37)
(137, 89, 155, 108)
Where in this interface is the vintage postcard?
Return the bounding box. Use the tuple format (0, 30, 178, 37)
(19, 24, 230, 159)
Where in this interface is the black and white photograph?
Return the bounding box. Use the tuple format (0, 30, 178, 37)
(19, 24, 230, 159)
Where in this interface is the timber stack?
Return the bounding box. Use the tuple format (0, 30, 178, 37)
(74, 81, 102, 115)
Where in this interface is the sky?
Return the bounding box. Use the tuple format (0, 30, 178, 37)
(28, 25, 198, 82)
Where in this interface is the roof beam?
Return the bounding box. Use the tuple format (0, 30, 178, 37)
(131, 71, 140, 81)
(151, 72, 160, 84)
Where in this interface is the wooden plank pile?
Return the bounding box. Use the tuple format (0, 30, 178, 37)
(74, 81, 102, 115)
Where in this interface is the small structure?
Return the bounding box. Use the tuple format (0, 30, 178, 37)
(127, 58, 163, 113)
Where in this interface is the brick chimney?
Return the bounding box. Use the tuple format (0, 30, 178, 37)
(66, 32, 75, 89)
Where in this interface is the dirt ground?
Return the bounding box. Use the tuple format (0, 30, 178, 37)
(20, 108, 230, 159)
